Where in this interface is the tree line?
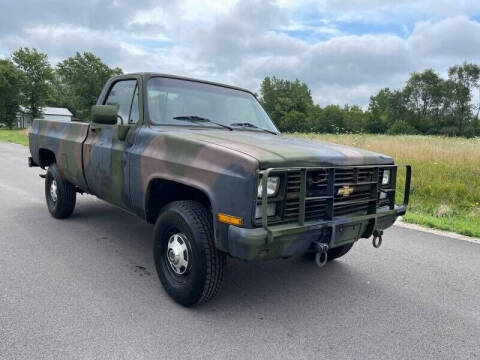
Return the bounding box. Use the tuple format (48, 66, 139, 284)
(0, 48, 122, 128)
(259, 63, 480, 137)
(1, 47, 479, 137)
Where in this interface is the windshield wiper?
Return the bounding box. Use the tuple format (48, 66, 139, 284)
(173, 115, 232, 131)
(229, 122, 278, 135)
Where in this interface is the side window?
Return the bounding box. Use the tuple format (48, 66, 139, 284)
(129, 85, 139, 124)
(105, 80, 137, 124)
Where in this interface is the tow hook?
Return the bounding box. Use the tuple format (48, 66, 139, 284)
(314, 241, 329, 267)
(372, 230, 383, 248)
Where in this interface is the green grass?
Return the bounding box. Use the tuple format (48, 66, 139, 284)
(289, 133, 480, 238)
(0, 129, 29, 146)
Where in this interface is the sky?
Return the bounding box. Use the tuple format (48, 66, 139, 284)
(1, 0, 480, 106)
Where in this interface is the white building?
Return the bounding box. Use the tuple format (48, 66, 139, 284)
(17, 106, 73, 128)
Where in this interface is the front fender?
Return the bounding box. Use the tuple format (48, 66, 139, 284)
(128, 128, 259, 252)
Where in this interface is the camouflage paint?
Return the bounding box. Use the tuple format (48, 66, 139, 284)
(131, 127, 259, 251)
(184, 131, 394, 168)
(29, 72, 409, 260)
(29, 119, 89, 191)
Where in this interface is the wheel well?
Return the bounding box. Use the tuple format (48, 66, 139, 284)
(39, 149, 56, 168)
(145, 179, 212, 223)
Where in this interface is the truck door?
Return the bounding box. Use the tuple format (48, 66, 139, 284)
(83, 79, 140, 208)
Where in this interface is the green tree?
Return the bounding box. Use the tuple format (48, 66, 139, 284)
(47, 71, 70, 110)
(342, 105, 366, 133)
(56, 52, 122, 120)
(403, 69, 444, 132)
(434, 79, 457, 135)
(12, 48, 53, 120)
(0, 59, 21, 129)
(261, 63, 480, 137)
(306, 105, 323, 132)
(319, 105, 345, 133)
(366, 88, 405, 133)
(259, 76, 313, 132)
(387, 120, 418, 135)
(447, 63, 480, 135)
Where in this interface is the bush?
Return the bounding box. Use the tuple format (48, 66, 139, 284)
(387, 120, 418, 135)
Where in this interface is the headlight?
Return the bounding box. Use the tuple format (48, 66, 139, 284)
(257, 176, 280, 198)
(382, 170, 391, 185)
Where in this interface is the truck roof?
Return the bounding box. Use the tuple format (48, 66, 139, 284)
(111, 72, 256, 97)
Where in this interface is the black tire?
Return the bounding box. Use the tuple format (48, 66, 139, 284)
(153, 201, 226, 307)
(45, 163, 76, 219)
(304, 242, 354, 262)
(327, 242, 354, 261)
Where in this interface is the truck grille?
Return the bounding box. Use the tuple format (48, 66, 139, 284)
(276, 166, 390, 224)
(283, 198, 328, 222)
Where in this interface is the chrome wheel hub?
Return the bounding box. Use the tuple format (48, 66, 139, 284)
(50, 180, 58, 202)
(166, 233, 189, 275)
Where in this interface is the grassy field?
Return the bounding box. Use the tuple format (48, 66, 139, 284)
(290, 133, 480, 238)
(0, 129, 478, 237)
(0, 129, 29, 146)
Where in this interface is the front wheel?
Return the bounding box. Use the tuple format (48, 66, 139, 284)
(327, 243, 354, 261)
(45, 163, 76, 219)
(304, 242, 354, 262)
(153, 201, 226, 307)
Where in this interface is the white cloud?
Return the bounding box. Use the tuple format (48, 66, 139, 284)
(1, 0, 480, 106)
(409, 16, 480, 59)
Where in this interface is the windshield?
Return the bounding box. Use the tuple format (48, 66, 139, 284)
(147, 77, 278, 133)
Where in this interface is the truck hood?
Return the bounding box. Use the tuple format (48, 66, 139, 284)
(186, 130, 393, 168)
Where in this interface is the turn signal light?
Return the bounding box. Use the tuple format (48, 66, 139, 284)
(217, 213, 244, 227)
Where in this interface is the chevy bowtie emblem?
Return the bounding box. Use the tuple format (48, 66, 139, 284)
(338, 185, 354, 197)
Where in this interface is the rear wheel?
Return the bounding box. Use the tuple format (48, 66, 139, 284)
(45, 163, 76, 218)
(153, 201, 225, 307)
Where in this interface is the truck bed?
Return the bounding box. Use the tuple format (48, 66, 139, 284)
(29, 119, 90, 191)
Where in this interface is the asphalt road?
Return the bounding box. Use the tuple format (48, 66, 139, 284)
(1, 141, 479, 360)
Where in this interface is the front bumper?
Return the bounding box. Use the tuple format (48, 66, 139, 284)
(227, 165, 411, 260)
(228, 205, 405, 260)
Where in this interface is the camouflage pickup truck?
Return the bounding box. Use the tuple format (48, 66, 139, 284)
(28, 73, 411, 306)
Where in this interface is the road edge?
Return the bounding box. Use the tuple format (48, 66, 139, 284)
(395, 218, 480, 245)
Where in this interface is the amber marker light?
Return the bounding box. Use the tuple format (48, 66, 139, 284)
(217, 213, 244, 227)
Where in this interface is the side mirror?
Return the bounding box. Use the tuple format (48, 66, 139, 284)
(91, 105, 118, 125)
